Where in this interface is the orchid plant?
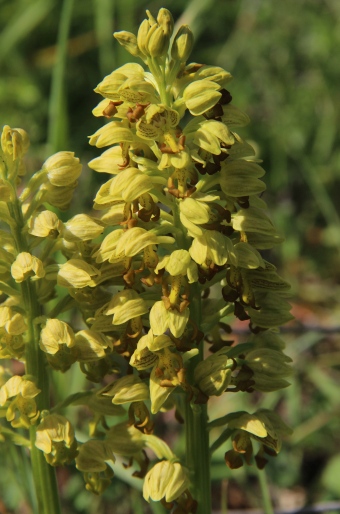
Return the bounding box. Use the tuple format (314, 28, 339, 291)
(0, 8, 293, 514)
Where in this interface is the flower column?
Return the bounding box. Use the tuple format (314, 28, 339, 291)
(87, 7, 293, 513)
(0, 128, 82, 514)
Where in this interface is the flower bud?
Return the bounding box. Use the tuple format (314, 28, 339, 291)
(63, 214, 104, 242)
(245, 348, 292, 378)
(157, 8, 174, 37)
(137, 19, 152, 55)
(57, 259, 100, 288)
(1, 126, 29, 160)
(171, 25, 194, 62)
(42, 151, 82, 186)
(113, 31, 144, 59)
(147, 25, 169, 58)
(194, 349, 234, 396)
(41, 181, 77, 211)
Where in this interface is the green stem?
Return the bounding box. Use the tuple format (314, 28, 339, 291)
(184, 283, 211, 514)
(9, 197, 61, 514)
(256, 467, 274, 514)
(47, 0, 75, 153)
(147, 56, 172, 106)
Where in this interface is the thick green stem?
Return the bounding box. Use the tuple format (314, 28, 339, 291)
(185, 283, 211, 514)
(9, 198, 61, 514)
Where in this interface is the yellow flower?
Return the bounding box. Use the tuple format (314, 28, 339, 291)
(35, 414, 78, 466)
(73, 330, 112, 361)
(28, 210, 63, 239)
(155, 249, 198, 283)
(101, 375, 149, 405)
(150, 300, 189, 338)
(130, 330, 174, 371)
(63, 214, 104, 242)
(89, 120, 135, 148)
(227, 410, 292, 456)
(0, 375, 40, 428)
(189, 230, 233, 266)
(182, 80, 222, 116)
(57, 259, 100, 288)
(42, 151, 82, 186)
(40, 319, 75, 355)
(0, 306, 27, 335)
(114, 227, 174, 257)
(88, 146, 127, 174)
(105, 289, 149, 325)
(143, 460, 190, 503)
(11, 252, 45, 283)
(129, 329, 183, 414)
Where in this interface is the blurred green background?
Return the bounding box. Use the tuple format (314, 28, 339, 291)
(1, 0, 340, 512)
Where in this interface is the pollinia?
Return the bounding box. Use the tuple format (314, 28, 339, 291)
(0, 8, 293, 514)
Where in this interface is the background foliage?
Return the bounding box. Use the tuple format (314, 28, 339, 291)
(1, 0, 340, 512)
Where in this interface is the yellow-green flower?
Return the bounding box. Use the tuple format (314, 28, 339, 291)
(143, 460, 190, 503)
(11, 252, 45, 283)
(35, 414, 78, 466)
(28, 211, 64, 239)
(42, 151, 82, 186)
(57, 259, 100, 288)
(0, 375, 40, 428)
(40, 319, 75, 355)
(76, 440, 115, 494)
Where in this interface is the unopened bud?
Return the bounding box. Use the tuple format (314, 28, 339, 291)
(1, 126, 30, 160)
(157, 8, 174, 37)
(63, 214, 104, 242)
(41, 182, 77, 211)
(194, 349, 234, 396)
(114, 31, 144, 58)
(137, 19, 152, 55)
(143, 460, 190, 503)
(147, 26, 169, 58)
(171, 25, 194, 62)
(42, 151, 82, 186)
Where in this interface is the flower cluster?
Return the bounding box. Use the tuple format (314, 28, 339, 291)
(0, 8, 293, 513)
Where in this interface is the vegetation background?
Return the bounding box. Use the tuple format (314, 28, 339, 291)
(1, 0, 340, 512)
